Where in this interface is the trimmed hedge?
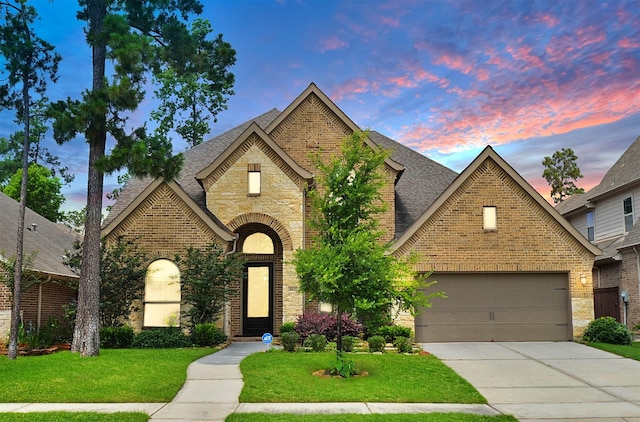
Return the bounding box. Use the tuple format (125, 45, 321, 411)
(583, 317, 632, 345)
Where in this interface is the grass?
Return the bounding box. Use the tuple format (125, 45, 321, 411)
(0, 413, 148, 422)
(586, 341, 640, 360)
(226, 414, 517, 422)
(239, 351, 485, 404)
(0, 348, 214, 402)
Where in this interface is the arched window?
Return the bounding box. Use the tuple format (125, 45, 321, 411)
(243, 233, 274, 254)
(144, 259, 181, 327)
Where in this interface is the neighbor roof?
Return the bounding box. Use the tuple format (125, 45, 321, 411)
(556, 135, 640, 216)
(0, 192, 79, 279)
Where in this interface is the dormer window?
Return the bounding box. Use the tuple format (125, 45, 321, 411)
(248, 163, 261, 196)
(586, 210, 595, 241)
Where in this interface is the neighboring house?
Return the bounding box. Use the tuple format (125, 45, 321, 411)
(556, 136, 640, 329)
(0, 192, 79, 336)
(103, 83, 599, 342)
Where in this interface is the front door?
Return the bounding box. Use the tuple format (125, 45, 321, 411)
(243, 263, 274, 336)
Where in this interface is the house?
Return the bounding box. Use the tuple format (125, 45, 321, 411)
(556, 136, 640, 329)
(102, 83, 599, 342)
(0, 192, 79, 336)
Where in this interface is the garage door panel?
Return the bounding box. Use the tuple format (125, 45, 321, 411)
(416, 273, 571, 342)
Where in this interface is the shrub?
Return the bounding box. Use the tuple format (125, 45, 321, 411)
(303, 334, 327, 352)
(330, 350, 359, 378)
(367, 335, 386, 352)
(281, 331, 299, 352)
(295, 312, 362, 341)
(375, 325, 412, 343)
(100, 325, 135, 348)
(132, 328, 192, 348)
(583, 317, 632, 345)
(192, 323, 227, 347)
(341, 335, 357, 352)
(394, 336, 413, 353)
(280, 321, 296, 333)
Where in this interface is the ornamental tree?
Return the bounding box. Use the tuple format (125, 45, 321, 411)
(3, 163, 65, 222)
(293, 130, 434, 355)
(48, 0, 235, 356)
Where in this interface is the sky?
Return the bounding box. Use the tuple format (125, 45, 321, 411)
(1, 0, 639, 213)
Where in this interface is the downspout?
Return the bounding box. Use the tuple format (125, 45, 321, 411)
(634, 247, 640, 328)
(224, 234, 239, 337)
(37, 275, 51, 332)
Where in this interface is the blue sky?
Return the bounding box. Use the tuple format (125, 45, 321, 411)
(1, 0, 639, 212)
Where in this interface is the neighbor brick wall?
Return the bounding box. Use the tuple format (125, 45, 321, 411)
(21, 280, 76, 330)
(620, 249, 640, 329)
(393, 157, 596, 337)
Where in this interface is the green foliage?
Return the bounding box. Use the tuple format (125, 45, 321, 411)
(3, 163, 65, 221)
(330, 350, 359, 378)
(192, 323, 227, 346)
(293, 130, 435, 351)
(374, 325, 413, 343)
(66, 236, 147, 328)
(177, 243, 244, 326)
(583, 316, 632, 345)
(394, 336, 413, 353)
(303, 334, 327, 352)
(0, 250, 39, 301)
(100, 326, 135, 349)
(367, 335, 386, 353)
(281, 331, 299, 352)
(280, 321, 296, 333)
(340, 335, 357, 352)
(542, 148, 585, 204)
(131, 328, 192, 349)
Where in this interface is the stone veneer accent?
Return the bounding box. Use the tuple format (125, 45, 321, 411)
(393, 158, 596, 338)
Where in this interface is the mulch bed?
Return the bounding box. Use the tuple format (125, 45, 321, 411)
(0, 343, 71, 356)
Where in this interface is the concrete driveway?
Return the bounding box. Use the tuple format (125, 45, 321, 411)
(423, 342, 640, 421)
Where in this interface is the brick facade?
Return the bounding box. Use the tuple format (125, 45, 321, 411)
(393, 157, 596, 337)
(620, 249, 640, 329)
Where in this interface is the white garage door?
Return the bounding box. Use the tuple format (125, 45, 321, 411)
(416, 273, 571, 342)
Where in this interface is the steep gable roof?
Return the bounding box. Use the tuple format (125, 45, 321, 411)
(195, 122, 314, 186)
(368, 131, 457, 236)
(103, 109, 281, 227)
(556, 135, 640, 215)
(0, 192, 79, 279)
(392, 146, 601, 256)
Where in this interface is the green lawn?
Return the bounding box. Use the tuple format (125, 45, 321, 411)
(0, 413, 148, 422)
(227, 414, 517, 422)
(239, 351, 485, 404)
(586, 341, 640, 360)
(0, 348, 214, 402)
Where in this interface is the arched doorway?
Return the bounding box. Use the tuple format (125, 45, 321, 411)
(237, 224, 283, 336)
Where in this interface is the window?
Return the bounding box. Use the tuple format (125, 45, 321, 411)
(483, 206, 497, 230)
(144, 259, 181, 327)
(248, 163, 261, 195)
(586, 210, 595, 241)
(243, 233, 274, 254)
(623, 196, 634, 233)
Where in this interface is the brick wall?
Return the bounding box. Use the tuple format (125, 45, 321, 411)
(393, 157, 596, 337)
(620, 249, 640, 329)
(21, 280, 76, 330)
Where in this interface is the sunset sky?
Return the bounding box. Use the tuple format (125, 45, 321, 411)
(1, 0, 639, 212)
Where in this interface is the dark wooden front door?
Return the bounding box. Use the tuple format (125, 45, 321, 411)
(594, 287, 620, 322)
(243, 263, 274, 337)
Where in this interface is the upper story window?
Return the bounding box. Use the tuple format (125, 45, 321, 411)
(248, 163, 261, 196)
(623, 196, 634, 233)
(483, 206, 497, 231)
(586, 210, 595, 241)
(144, 259, 181, 327)
(243, 232, 274, 254)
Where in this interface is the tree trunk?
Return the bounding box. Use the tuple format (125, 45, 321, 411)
(336, 309, 343, 352)
(7, 55, 32, 360)
(71, 0, 106, 357)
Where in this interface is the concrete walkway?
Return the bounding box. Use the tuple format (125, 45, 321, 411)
(424, 341, 640, 421)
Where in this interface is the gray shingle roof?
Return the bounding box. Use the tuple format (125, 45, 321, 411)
(0, 192, 80, 278)
(556, 135, 640, 215)
(368, 131, 458, 236)
(104, 111, 458, 238)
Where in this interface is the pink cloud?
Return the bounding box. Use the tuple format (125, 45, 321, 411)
(619, 38, 640, 48)
(380, 16, 399, 28)
(319, 36, 349, 53)
(331, 79, 371, 101)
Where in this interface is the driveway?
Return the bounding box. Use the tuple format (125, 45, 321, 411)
(423, 342, 640, 421)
